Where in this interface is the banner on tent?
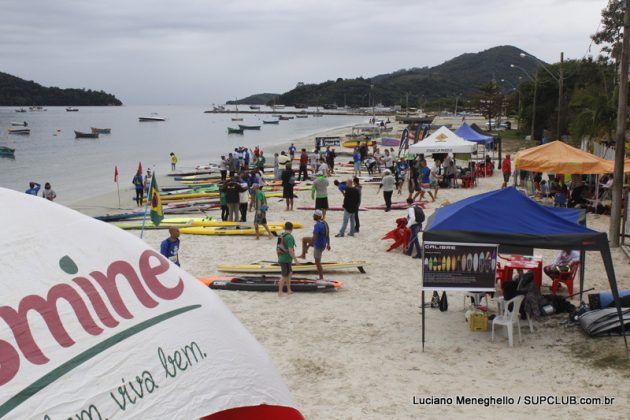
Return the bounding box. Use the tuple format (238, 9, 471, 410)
(315, 136, 341, 148)
(422, 241, 497, 291)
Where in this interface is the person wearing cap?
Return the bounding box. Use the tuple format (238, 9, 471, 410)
(311, 171, 329, 219)
(502, 153, 511, 188)
(253, 184, 273, 240)
(377, 169, 396, 211)
(298, 210, 331, 279)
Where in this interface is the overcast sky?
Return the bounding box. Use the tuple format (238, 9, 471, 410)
(0, 0, 609, 105)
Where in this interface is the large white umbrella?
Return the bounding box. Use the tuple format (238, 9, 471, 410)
(0, 188, 303, 419)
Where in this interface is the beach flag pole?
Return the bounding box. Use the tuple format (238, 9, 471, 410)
(139, 166, 151, 239)
(140, 167, 163, 239)
(114, 165, 121, 208)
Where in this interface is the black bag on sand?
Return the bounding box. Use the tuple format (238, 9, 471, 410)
(431, 291, 440, 308)
(439, 291, 448, 312)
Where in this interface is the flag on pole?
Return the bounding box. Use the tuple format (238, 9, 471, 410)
(149, 172, 163, 226)
(114, 166, 119, 182)
(138, 161, 143, 175)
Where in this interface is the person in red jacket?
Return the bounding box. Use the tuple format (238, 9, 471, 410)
(501, 153, 511, 188)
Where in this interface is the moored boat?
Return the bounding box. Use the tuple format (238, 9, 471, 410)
(15, 108, 27, 113)
(138, 114, 166, 121)
(75, 130, 99, 139)
(0, 146, 15, 156)
(231, 117, 244, 121)
(228, 127, 244, 134)
(238, 124, 261, 130)
(249, 105, 260, 110)
(8, 128, 30, 135)
(10, 121, 28, 126)
(66, 107, 79, 112)
(91, 127, 111, 134)
(263, 120, 279, 124)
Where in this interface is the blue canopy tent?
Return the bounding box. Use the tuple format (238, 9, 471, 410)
(454, 123, 494, 145)
(421, 187, 627, 352)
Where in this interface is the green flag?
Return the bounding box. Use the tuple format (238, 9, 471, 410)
(149, 173, 163, 226)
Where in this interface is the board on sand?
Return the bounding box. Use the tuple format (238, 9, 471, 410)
(217, 261, 367, 274)
(198, 275, 342, 292)
(179, 225, 284, 235)
(297, 206, 367, 212)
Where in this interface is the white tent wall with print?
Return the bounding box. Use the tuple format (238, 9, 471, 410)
(0, 188, 303, 420)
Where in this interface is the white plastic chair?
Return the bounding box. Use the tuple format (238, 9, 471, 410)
(463, 292, 488, 312)
(492, 295, 525, 347)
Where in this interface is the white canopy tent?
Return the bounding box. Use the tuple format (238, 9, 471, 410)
(408, 126, 476, 154)
(0, 188, 303, 420)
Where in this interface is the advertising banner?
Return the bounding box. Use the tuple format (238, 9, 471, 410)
(315, 136, 341, 148)
(422, 241, 498, 291)
(0, 189, 302, 420)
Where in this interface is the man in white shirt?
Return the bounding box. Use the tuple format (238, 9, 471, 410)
(377, 169, 396, 211)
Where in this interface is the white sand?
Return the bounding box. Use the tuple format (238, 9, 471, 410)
(74, 122, 630, 418)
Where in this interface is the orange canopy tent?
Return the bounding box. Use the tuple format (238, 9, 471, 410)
(514, 140, 612, 174)
(603, 158, 630, 173)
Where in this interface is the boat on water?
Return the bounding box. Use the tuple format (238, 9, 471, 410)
(312, 113, 323, 117)
(278, 116, 290, 120)
(14, 108, 27, 113)
(75, 130, 99, 139)
(10, 121, 28, 126)
(227, 127, 244, 134)
(204, 105, 226, 113)
(0, 146, 15, 156)
(238, 124, 261, 130)
(263, 120, 279, 124)
(8, 128, 30, 135)
(138, 114, 166, 122)
(91, 127, 111, 134)
(249, 105, 260, 110)
(295, 115, 308, 118)
(66, 107, 79, 112)
(29, 106, 46, 111)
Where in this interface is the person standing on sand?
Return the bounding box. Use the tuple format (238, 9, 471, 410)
(405, 198, 425, 258)
(353, 177, 362, 233)
(282, 168, 295, 211)
(239, 180, 249, 222)
(336, 179, 359, 237)
(289, 143, 296, 159)
(502, 153, 511, 188)
(277, 222, 298, 296)
(132, 170, 143, 207)
(311, 171, 329, 219)
(353, 147, 362, 177)
(253, 184, 273, 240)
(160, 227, 181, 266)
(256, 151, 266, 171)
(25, 182, 41, 196)
(419, 160, 435, 202)
(223, 176, 243, 222)
(298, 148, 309, 181)
(170, 152, 177, 171)
(377, 169, 396, 211)
(219, 156, 228, 181)
(42, 182, 57, 201)
(298, 210, 330, 280)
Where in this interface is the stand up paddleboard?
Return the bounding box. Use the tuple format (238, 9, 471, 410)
(198, 275, 342, 292)
(218, 261, 367, 274)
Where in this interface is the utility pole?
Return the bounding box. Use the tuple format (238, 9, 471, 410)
(556, 52, 564, 140)
(610, 0, 630, 247)
(406, 92, 409, 116)
(530, 70, 539, 142)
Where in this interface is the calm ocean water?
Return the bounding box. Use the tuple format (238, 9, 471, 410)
(0, 105, 365, 204)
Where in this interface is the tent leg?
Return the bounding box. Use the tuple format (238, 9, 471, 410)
(421, 290, 425, 352)
(579, 251, 586, 302)
(600, 245, 629, 357)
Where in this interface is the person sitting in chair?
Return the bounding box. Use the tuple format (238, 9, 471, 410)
(543, 249, 579, 281)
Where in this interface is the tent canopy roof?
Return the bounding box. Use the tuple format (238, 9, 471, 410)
(408, 126, 477, 154)
(454, 122, 494, 145)
(424, 187, 605, 250)
(514, 140, 611, 174)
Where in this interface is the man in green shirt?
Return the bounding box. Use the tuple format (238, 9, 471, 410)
(256, 151, 266, 170)
(253, 184, 273, 240)
(277, 222, 298, 296)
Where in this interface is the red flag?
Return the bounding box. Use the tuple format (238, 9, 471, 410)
(114, 166, 119, 182)
(138, 161, 143, 175)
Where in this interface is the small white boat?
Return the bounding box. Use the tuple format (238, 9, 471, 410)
(29, 106, 46, 111)
(139, 113, 166, 122)
(66, 107, 79, 112)
(14, 108, 27, 113)
(11, 121, 28, 126)
(249, 105, 260, 110)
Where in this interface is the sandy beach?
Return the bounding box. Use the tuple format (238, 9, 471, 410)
(71, 121, 629, 419)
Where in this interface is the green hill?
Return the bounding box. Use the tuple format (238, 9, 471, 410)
(226, 93, 280, 105)
(0, 72, 122, 106)
(275, 45, 541, 108)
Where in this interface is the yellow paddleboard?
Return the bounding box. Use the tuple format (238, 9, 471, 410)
(180, 225, 284, 235)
